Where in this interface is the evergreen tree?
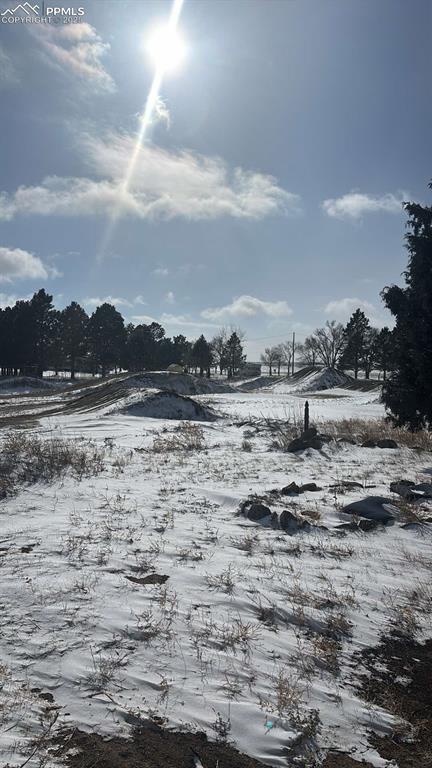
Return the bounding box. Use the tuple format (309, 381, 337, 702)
(88, 303, 126, 377)
(29, 289, 56, 377)
(374, 327, 394, 381)
(172, 334, 191, 369)
(361, 327, 379, 380)
(191, 334, 213, 377)
(381, 183, 432, 428)
(61, 302, 88, 379)
(341, 309, 370, 378)
(225, 331, 245, 378)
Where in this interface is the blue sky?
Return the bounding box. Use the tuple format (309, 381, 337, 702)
(0, 0, 430, 358)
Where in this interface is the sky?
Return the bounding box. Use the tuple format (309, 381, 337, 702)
(0, 0, 430, 359)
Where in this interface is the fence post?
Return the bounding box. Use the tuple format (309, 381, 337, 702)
(304, 400, 309, 432)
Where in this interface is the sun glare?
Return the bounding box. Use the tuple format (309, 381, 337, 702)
(146, 25, 187, 73)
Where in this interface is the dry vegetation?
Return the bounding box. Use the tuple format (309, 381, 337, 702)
(323, 418, 432, 450)
(0, 431, 105, 497)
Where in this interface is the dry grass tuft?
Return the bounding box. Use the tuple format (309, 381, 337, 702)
(151, 423, 206, 453)
(323, 418, 432, 450)
(0, 431, 105, 497)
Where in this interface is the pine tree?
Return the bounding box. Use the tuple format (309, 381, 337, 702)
(191, 334, 213, 377)
(29, 289, 56, 377)
(341, 309, 370, 378)
(374, 327, 394, 381)
(88, 303, 126, 377)
(381, 183, 432, 429)
(62, 302, 88, 379)
(225, 331, 245, 378)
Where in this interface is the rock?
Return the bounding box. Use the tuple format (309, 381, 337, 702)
(302, 426, 318, 439)
(126, 574, 169, 585)
(281, 482, 301, 496)
(413, 482, 432, 499)
(286, 426, 333, 453)
(400, 522, 427, 531)
(361, 439, 377, 448)
(245, 502, 272, 521)
(279, 509, 310, 534)
(377, 439, 398, 449)
(299, 482, 322, 492)
(390, 481, 424, 501)
(341, 496, 399, 523)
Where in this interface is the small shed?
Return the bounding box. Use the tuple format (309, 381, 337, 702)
(167, 363, 184, 374)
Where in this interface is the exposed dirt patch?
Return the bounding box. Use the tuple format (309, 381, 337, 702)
(53, 723, 268, 767)
(357, 634, 432, 768)
(126, 574, 169, 585)
(322, 754, 374, 767)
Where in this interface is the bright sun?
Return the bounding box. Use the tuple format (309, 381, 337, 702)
(146, 25, 187, 73)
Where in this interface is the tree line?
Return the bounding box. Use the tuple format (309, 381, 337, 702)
(0, 292, 246, 380)
(260, 314, 394, 380)
(261, 180, 432, 431)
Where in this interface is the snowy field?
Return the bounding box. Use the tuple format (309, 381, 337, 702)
(0, 370, 431, 767)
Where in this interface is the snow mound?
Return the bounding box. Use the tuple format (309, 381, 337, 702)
(234, 375, 286, 392)
(273, 368, 350, 394)
(123, 372, 234, 395)
(0, 376, 58, 392)
(118, 390, 219, 421)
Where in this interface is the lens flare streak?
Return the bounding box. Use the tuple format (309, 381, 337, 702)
(98, 0, 185, 260)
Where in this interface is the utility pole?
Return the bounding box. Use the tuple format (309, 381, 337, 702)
(292, 331, 295, 376)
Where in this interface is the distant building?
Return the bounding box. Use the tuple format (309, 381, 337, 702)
(167, 363, 184, 374)
(237, 362, 261, 378)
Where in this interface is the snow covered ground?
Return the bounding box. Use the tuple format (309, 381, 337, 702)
(0, 372, 431, 767)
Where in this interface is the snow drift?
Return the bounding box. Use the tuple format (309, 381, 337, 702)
(123, 372, 234, 396)
(118, 390, 218, 421)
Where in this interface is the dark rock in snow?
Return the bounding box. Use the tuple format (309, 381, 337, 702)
(281, 482, 301, 496)
(413, 482, 432, 499)
(299, 482, 322, 492)
(287, 428, 332, 453)
(279, 509, 310, 534)
(361, 439, 377, 448)
(390, 481, 424, 501)
(341, 496, 399, 523)
(245, 503, 272, 521)
(126, 574, 169, 585)
(281, 481, 323, 495)
(376, 439, 398, 449)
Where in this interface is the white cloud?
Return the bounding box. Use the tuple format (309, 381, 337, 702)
(33, 22, 115, 93)
(0, 292, 29, 309)
(0, 131, 299, 222)
(322, 191, 405, 220)
(0, 246, 58, 283)
(82, 295, 145, 309)
(201, 295, 293, 321)
(152, 267, 169, 277)
(165, 291, 175, 304)
(324, 297, 389, 327)
(131, 312, 220, 330)
(0, 45, 18, 87)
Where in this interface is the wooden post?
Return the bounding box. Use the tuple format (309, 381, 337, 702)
(304, 400, 309, 432)
(292, 331, 295, 376)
